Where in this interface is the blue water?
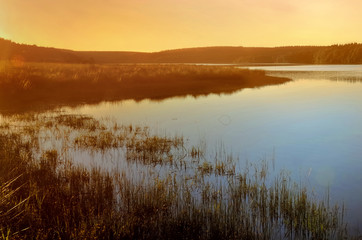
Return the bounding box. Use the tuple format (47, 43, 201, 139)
(63, 65, 362, 231)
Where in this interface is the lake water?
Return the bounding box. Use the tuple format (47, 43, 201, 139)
(244, 64, 362, 72)
(61, 65, 362, 231)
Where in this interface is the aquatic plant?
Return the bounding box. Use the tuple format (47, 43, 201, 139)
(0, 113, 351, 239)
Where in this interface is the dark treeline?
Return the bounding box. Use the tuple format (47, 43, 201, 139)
(1, 38, 362, 64)
(0, 38, 83, 63)
(313, 43, 362, 64)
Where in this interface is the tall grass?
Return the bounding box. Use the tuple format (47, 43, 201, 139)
(0, 113, 351, 239)
(0, 63, 290, 114)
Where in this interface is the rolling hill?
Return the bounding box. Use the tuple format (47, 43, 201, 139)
(1, 38, 361, 64)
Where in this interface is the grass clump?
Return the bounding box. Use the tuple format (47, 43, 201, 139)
(0, 113, 352, 239)
(0, 63, 290, 114)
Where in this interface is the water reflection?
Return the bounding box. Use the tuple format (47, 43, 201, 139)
(243, 64, 362, 72)
(62, 69, 362, 230)
(0, 64, 289, 115)
(1, 65, 362, 231)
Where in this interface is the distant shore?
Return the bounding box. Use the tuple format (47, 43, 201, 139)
(0, 63, 290, 114)
(1, 38, 361, 64)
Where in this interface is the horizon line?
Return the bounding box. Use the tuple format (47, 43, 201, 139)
(1, 37, 361, 54)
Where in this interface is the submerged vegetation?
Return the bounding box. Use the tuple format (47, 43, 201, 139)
(0, 63, 290, 113)
(0, 113, 351, 239)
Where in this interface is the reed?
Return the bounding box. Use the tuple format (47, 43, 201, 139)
(0, 63, 290, 114)
(0, 113, 352, 239)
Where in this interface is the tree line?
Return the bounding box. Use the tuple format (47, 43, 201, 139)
(1, 38, 361, 64)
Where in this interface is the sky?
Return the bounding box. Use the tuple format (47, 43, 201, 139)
(0, 0, 361, 52)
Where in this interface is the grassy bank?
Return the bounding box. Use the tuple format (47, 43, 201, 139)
(0, 63, 290, 113)
(0, 114, 349, 239)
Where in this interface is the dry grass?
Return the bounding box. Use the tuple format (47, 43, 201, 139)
(0, 63, 290, 114)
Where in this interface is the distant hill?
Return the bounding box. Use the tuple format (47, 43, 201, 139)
(0, 38, 147, 63)
(0, 38, 83, 63)
(1, 38, 362, 64)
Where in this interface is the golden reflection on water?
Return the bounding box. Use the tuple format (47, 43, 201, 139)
(67, 78, 362, 124)
(2, 69, 362, 230)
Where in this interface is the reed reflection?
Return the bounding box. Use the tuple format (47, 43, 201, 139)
(0, 63, 290, 114)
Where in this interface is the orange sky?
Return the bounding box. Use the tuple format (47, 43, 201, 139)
(1, 0, 361, 52)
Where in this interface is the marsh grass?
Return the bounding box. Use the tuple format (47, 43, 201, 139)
(0, 113, 352, 239)
(0, 63, 290, 113)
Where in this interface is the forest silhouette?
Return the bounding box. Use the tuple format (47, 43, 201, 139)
(1, 38, 361, 64)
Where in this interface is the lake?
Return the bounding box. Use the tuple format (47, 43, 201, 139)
(57, 64, 362, 231)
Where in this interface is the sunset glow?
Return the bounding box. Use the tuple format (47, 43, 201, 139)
(1, 0, 362, 51)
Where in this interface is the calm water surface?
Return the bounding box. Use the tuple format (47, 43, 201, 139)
(62, 65, 362, 230)
(244, 64, 362, 72)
